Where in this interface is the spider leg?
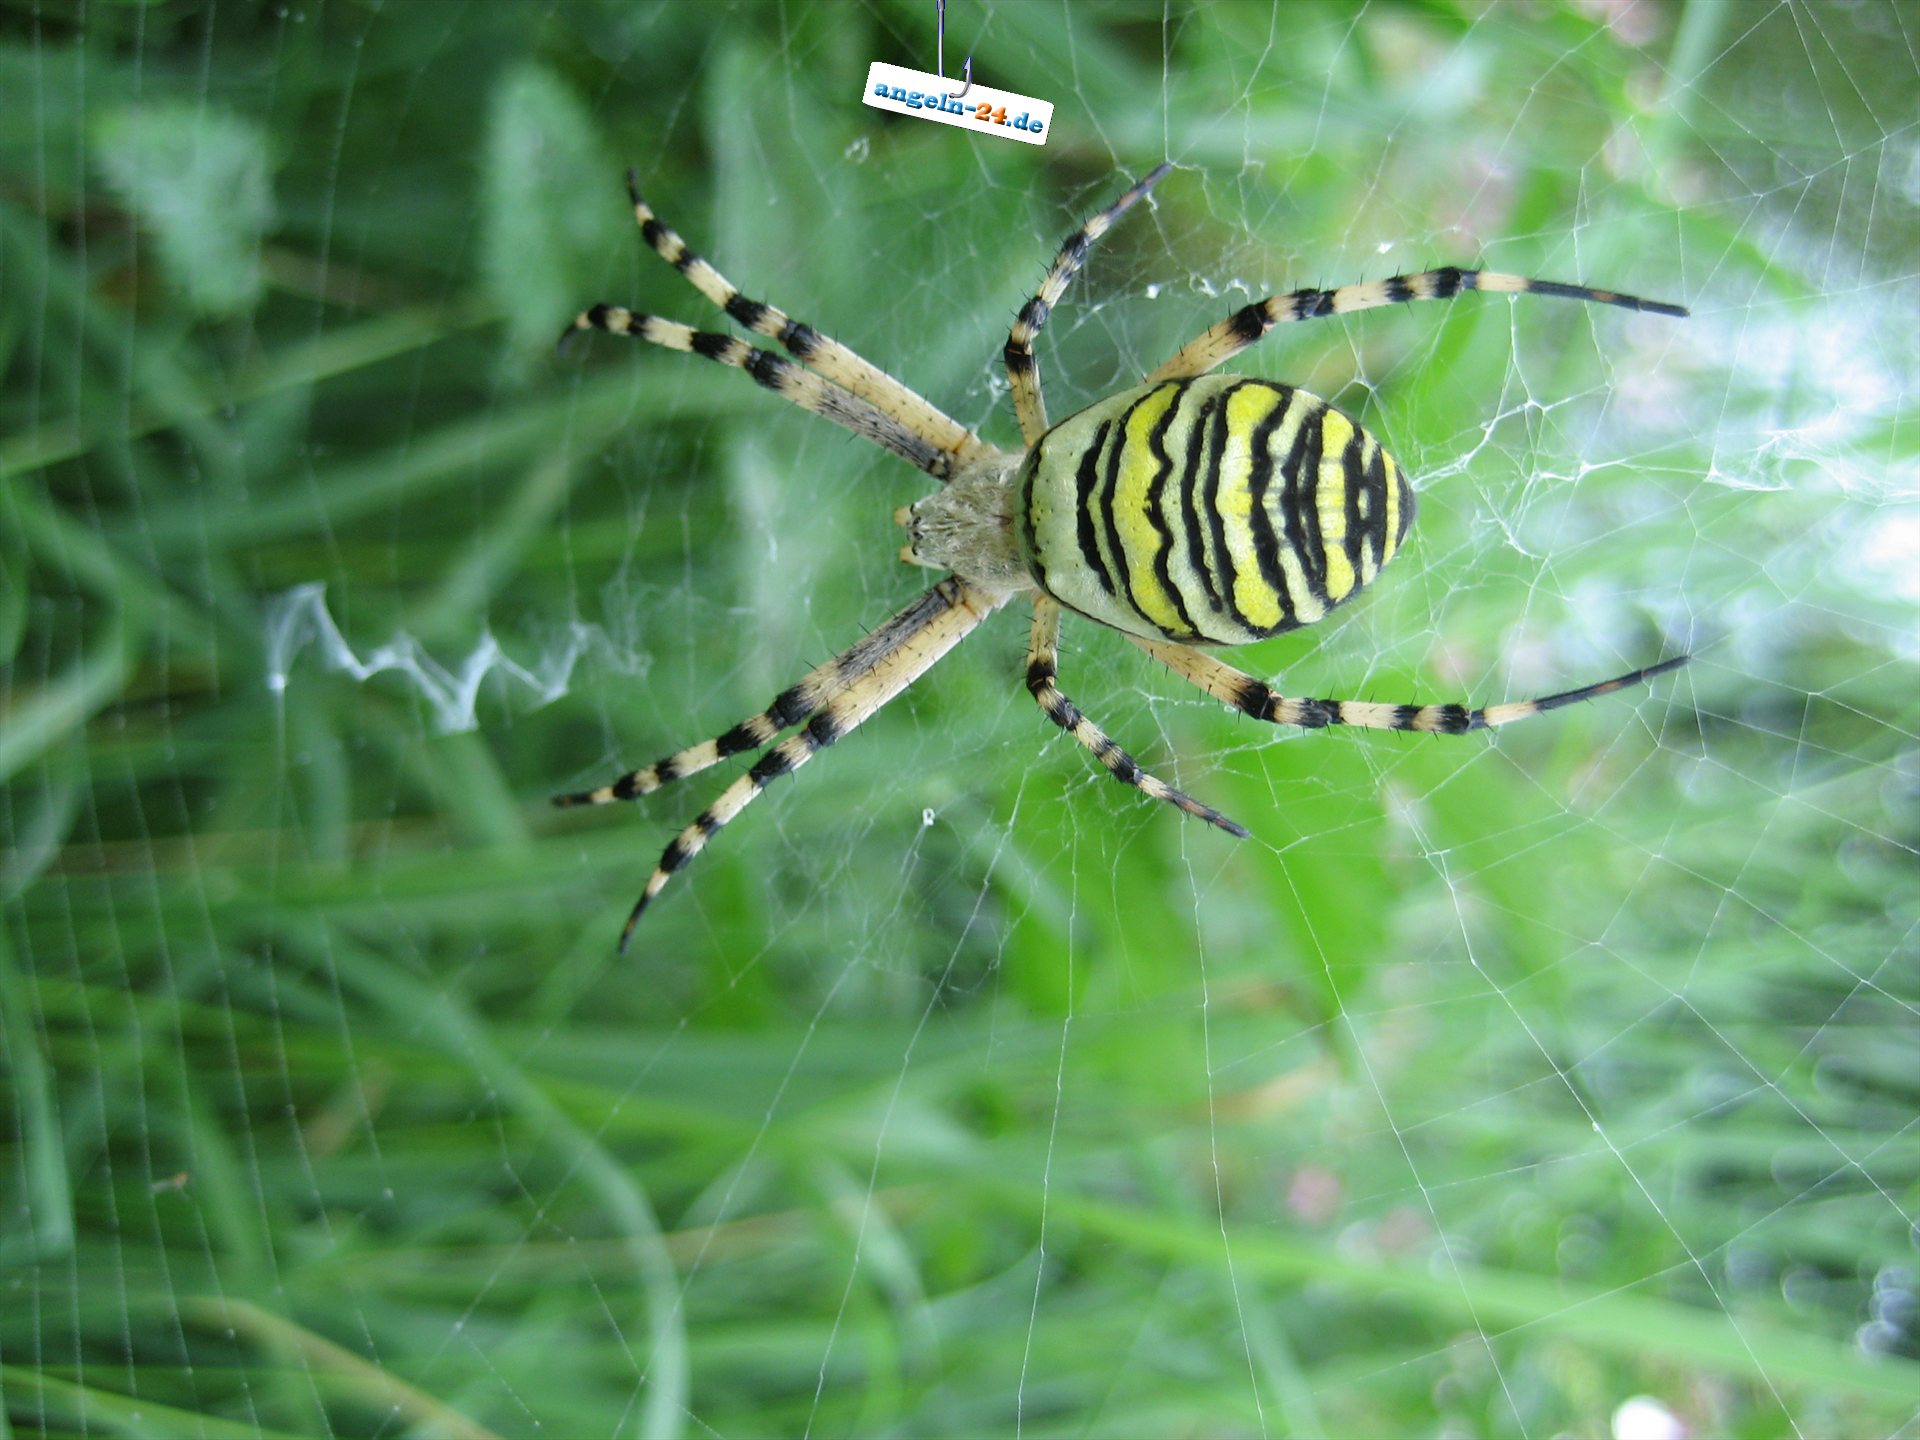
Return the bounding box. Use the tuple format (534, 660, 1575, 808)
(553, 660, 844, 809)
(1146, 268, 1687, 383)
(1006, 163, 1173, 445)
(1025, 595, 1248, 837)
(562, 307, 956, 481)
(1127, 634, 1687, 734)
(616, 170, 987, 470)
(609, 578, 1003, 951)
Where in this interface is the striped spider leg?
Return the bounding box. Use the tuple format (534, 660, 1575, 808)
(562, 168, 995, 484)
(1025, 595, 1248, 837)
(561, 307, 962, 482)
(611, 168, 984, 464)
(558, 578, 1002, 951)
(1147, 265, 1687, 383)
(1128, 634, 1690, 738)
(1004, 162, 1173, 444)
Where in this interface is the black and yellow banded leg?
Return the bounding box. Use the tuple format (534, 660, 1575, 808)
(1129, 634, 1688, 734)
(617, 170, 985, 470)
(552, 655, 850, 810)
(1146, 268, 1688, 383)
(560, 307, 956, 482)
(1006, 163, 1174, 445)
(611, 578, 1003, 951)
(1026, 595, 1249, 837)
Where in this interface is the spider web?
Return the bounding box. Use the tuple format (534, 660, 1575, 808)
(4, 1, 1917, 1436)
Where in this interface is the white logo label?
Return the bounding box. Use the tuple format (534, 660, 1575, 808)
(862, 62, 1051, 147)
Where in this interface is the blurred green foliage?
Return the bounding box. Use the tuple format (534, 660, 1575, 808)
(94, 102, 276, 318)
(2, 2, 1916, 1436)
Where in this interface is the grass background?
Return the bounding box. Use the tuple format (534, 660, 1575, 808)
(3, 1, 1917, 1436)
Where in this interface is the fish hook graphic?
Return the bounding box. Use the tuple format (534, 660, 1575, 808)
(936, 0, 973, 99)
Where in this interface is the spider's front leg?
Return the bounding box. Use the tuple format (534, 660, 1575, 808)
(1005, 163, 1172, 443)
(563, 577, 1003, 951)
(1147, 266, 1687, 383)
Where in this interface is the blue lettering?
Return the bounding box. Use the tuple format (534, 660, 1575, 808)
(907, 91, 923, 109)
(889, 86, 908, 102)
(873, 82, 888, 96)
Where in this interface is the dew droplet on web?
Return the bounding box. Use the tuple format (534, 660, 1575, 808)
(844, 135, 870, 164)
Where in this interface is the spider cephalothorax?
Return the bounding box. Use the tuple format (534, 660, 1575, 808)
(557, 165, 1687, 949)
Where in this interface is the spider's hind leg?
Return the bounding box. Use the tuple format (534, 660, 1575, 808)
(1025, 596, 1248, 837)
(1127, 634, 1687, 734)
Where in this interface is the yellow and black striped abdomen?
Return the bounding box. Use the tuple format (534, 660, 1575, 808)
(1016, 376, 1415, 646)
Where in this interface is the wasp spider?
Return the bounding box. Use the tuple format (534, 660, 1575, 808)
(557, 165, 1688, 950)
